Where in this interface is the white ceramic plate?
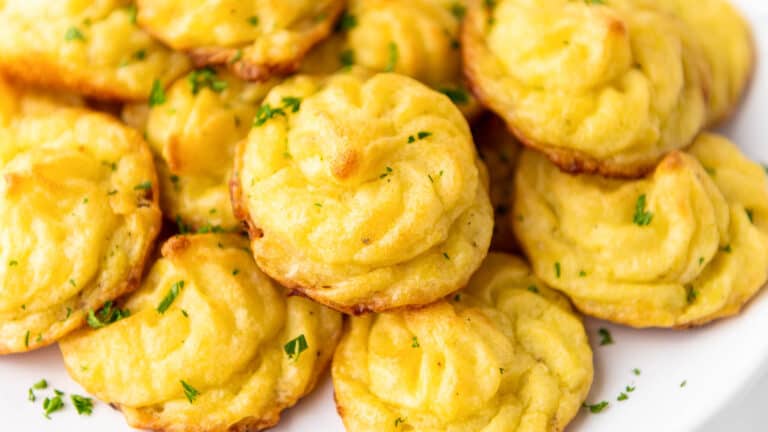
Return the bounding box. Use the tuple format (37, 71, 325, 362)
(2, 2, 767, 431)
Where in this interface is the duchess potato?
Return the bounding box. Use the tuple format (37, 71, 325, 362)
(645, 0, 754, 124)
(0, 0, 190, 101)
(136, 0, 344, 81)
(124, 68, 278, 230)
(232, 72, 493, 313)
(462, 0, 709, 177)
(513, 133, 768, 328)
(60, 234, 343, 432)
(332, 253, 593, 432)
(301, 0, 481, 119)
(0, 87, 161, 353)
(474, 114, 520, 252)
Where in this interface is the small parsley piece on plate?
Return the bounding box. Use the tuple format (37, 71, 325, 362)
(71, 395, 93, 415)
(180, 380, 199, 403)
(633, 194, 653, 226)
(284, 334, 309, 361)
(617, 392, 628, 401)
(583, 401, 609, 413)
(633, 368, 642, 376)
(157, 280, 185, 314)
(680, 380, 687, 388)
(42, 395, 64, 419)
(598, 328, 614, 346)
(148, 79, 166, 107)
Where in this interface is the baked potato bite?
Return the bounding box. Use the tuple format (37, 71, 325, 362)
(232, 72, 493, 313)
(60, 234, 343, 431)
(332, 253, 593, 432)
(301, 0, 481, 118)
(0, 0, 190, 102)
(648, 0, 754, 124)
(136, 0, 344, 81)
(462, 0, 709, 177)
(513, 133, 768, 328)
(0, 103, 161, 354)
(124, 68, 278, 231)
(474, 114, 520, 252)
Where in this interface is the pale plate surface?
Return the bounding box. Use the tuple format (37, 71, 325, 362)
(1, 2, 767, 431)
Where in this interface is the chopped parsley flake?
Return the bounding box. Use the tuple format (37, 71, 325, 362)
(626, 385, 636, 392)
(284, 334, 309, 361)
(698, 256, 705, 265)
(633, 368, 641, 376)
(527, 285, 539, 293)
(71, 395, 93, 415)
(746, 208, 754, 223)
(394, 417, 407, 427)
(64, 27, 85, 42)
(43, 395, 64, 419)
(181, 309, 189, 318)
(598, 328, 613, 346)
(87, 301, 130, 329)
(411, 336, 420, 348)
(439, 87, 470, 105)
(554, 261, 561, 278)
(127, 5, 137, 24)
(721, 244, 732, 253)
(282, 96, 302, 113)
(617, 392, 628, 401)
(157, 280, 185, 314)
(451, 3, 467, 19)
(24, 330, 30, 347)
(584, 401, 609, 413)
(176, 215, 191, 234)
(417, 131, 432, 140)
(578, 270, 587, 277)
(685, 284, 698, 304)
(339, 49, 355, 68)
(69, 279, 76, 287)
(247, 16, 259, 26)
(33, 379, 48, 390)
(337, 12, 357, 31)
(232, 269, 240, 276)
(188, 67, 228, 95)
(180, 380, 199, 403)
(443, 252, 450, 260)
(148, 79, 166, 107)
(633, 194, 653, 226)
(379, 166, 393, 179)
(133, 181, 152, 190)
(680, 380, 687, 388)
(385, 42, 398, 72)
(8, 260, 18, 266)
(253, 104, 286, 127)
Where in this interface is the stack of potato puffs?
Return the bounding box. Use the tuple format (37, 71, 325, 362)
(0, 0, 761, 431)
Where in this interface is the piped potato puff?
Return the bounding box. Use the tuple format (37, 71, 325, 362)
(462, 0, 709, 177)
(332, 253, 593, 432)
(513, 133, 768, 328)
(301, 0, 481, 118)
(136, 0, 344, 81)
(645, 0, 754, 124)
(0, 0, 190, 101)
(60, 234, 343, 432)
(0, 83, 161, 354)
(232, 72, 493, 313)
(124, 68, 278, 231)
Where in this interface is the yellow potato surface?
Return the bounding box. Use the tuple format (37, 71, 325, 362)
(125, 68, 277, 230)
(646, 0, 753, 123)
(233, 72, 493, 313)
(137, 0, 344, 81)
(0, 88, 161, 353)
(462, 0, 708, 177)
(513, 133, 768, 327)
(0, 0, 190, 101)
(60, 234, 342, 431)
(474, 115, 520, 252)
(333, 253, 593, 432)
(301, 0, 480, 118)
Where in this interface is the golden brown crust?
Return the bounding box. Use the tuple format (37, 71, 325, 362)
(178, 2, 346, 81)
